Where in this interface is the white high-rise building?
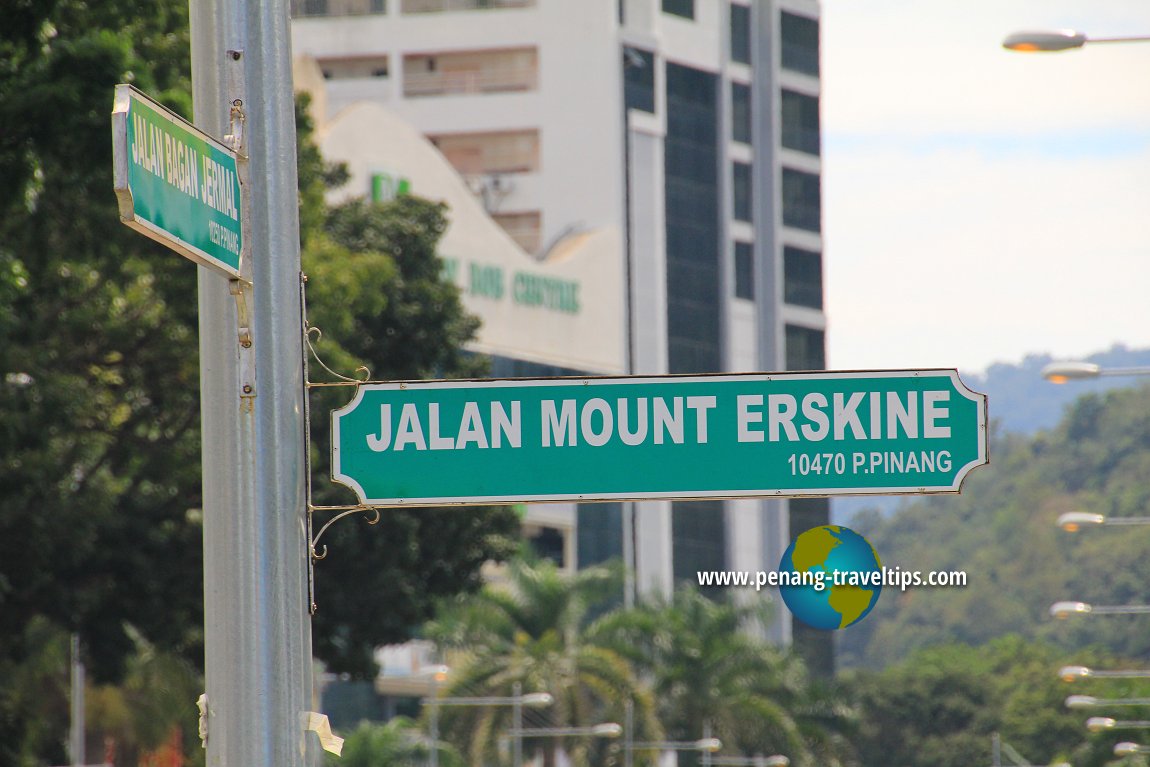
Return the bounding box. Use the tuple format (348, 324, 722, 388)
(292, 0, 829, 667)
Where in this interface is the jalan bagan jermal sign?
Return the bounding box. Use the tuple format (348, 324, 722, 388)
(112, 84, 243, 278)
(331, 369, 988, 507)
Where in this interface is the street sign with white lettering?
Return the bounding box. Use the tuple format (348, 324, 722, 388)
(112, 84, 243, 278)
(330, 370, 988, 506)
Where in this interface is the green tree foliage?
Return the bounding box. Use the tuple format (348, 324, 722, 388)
(849, 636, 1134, 767)
(325, 717, 463, 767)
(0, 2, 517, 762)
(298, 105, 518, 678)
(591, 586, 855, 767)
(424, 558, 660, 767)
(0, 0, 202, 680)
(840, 384, 1150, 668)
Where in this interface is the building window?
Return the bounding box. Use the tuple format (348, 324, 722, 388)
(734, 241, 754, 300)
(672, 500, 726, 591)
(404, 48, 538, 97)
(665, 62, 720, 375)
(317, 55, 390, 80)
(732, 161, 752, 223)
(788, 496, 834, 676)
(730, 3, 751, 64)
(578, 502, 623, 568)
(623, 47, 655, 114)
(524, 524, 567, 567)
(784, 246, 822, 309)
(782, 168, 820, 232)
(785, 324, 825, 370)
(662, 0, 693, 19)
(731, 82, 751, 143)
(781, 89, 820, 155)
(781, 11, 819, 76)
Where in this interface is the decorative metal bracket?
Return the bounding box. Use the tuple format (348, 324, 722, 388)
(304, 325, 371, 387)
(301, 272, 384, 613)
(308, 505, 381, 561)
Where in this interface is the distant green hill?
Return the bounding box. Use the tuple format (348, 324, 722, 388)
(837, 381, 1150, 669)
(832, 345, 1150, 523)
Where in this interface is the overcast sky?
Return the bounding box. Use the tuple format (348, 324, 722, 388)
(820, 0, 1150, 375)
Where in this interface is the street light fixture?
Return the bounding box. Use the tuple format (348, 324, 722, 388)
(422, 682, 554, 767)
(1087, 717, 1150, 732)
(712, 756, 791, 767)
(621, 701, 724, 767)
(1051, 601, 1150, 619)
(505, 721, 623, 765)
(1115, 742, 1150, 756)
(507, 723, 625, 738)
(1057, 512, 1150, 532)
(1003, 30, 1150, 53)
(1041, 362, 1150, 383)
(1060, 665, 1150, 682)
(629, 738, 723, 752)
(1067, 695, 1150, 709)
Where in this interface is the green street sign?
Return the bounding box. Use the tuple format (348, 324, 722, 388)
(330, 370, 988, 506)
(112, 84, 243, 278)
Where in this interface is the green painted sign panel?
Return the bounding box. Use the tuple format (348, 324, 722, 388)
(112, 84, 243, 278)
(330, 370, 988, 506)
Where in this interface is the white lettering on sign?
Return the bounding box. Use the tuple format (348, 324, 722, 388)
(359, 389, 957, 452)
(129, 107, 239, 223)
(366, 401, 522, 452)
(541, 397, 715, 448)
(207, 220, 240, 256)
(200, 155, 239, 221)
(745, 390, 953, 444)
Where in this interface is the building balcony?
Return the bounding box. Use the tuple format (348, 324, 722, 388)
(404, 66, 537, 98)
(401, 0, 534, 12)
(430, 129, 539, 175)
(291, 0, 386, 18)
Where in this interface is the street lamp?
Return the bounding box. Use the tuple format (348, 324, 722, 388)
(1060, 665, 1150, 682)
(1040, 362, 1150, 383)
(1115, 742, 1150, 756)
(621, 701, 723, 767)
(1067, 695, 1150, 709)
(1003, 30, 1150, 53)
(1087, 717, 1150, 732)
(505, 722, 622, 767)
(422, 682, 554, 767)
(1051, 601, 1150, 619)
(630, 739, 723, 752)
(628, 737, 723, 767)
(507, 723, 625, 738)
(1057, 512, 1150, 532)
(712, 756, 791, 767)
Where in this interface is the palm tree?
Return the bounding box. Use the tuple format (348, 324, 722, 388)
(590, 585, 855, 767)
(329, 717, 463, 767)
(424, 557, 661, 767)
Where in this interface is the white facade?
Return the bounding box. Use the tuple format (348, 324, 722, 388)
(292, 0, 828, 653)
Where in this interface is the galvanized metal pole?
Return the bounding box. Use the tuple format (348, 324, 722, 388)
(190, 0, 314, 764)
(513, 681, 524, 767)
(623, 699, 633, 767)
(69, 634, 84, 767)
